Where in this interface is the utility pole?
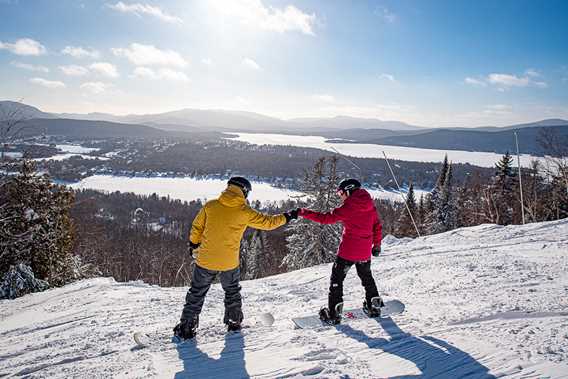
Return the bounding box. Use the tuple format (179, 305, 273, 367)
(514, 132, 526, 224)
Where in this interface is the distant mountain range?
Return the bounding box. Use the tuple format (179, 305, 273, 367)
(1, 101, 566, 155)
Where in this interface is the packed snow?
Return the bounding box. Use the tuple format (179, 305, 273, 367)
(228, 132, 542, 168)
(1, 219, 567, 378)
(68, 175, 425, 204)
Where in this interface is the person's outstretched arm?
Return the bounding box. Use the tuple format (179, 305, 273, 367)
(246, 207, 287, 230)
(189, 207, 206, 244)
(299, 203, 348, 225)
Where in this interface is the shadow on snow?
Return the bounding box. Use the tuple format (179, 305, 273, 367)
(174, 333, 249, 379)
(338, 317, 496, 379)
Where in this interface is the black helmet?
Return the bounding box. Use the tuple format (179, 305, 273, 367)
(338, 178, 361, 196)
(228, 176, 252, 198)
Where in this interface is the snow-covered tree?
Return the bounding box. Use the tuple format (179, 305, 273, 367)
(240, 229, 269, 280)
(491, 151, 516, 225)
(0, 160, 75, 289)
(283, 157, 342, 270)
(428, 161, 458, 234)
(395, 183, 418, 237)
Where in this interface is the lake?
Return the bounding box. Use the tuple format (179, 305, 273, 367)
(68, 175, 423, 204)
(227, 132, 541, 168)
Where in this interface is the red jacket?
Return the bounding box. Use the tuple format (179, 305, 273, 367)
(299, 189, 382, 262)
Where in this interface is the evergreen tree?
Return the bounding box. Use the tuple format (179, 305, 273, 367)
(395, 183, 418, 237)
(283, 157, 342, 270)
(493, 151, 516, 225)
(428, 162, 458, 233)
(496, 151, 514, 179)
(240, 229, 268, 280)
(0, 160, 75, 287)
(417, 194, 426, 235)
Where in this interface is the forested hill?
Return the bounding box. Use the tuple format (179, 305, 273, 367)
(330, 123, 568, 156)
(15, 118, 219, 139)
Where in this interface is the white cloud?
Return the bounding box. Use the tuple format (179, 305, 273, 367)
(212, 0, 316, 35)
(202, 58, 212, 66)
(61, 46, 100, 59)
(235, 96, 250, 106)
(242, 57, 261, 70)
(29, 77, 66, 89)
(465, 72, 548, 89)
(11, 61, 49, 72)
(132, 67, 189, 81)
(375, 6, 396, 23)
(483, 104, 513, 116)
(379, 73, 397, 83)
(59, 65, 89, 76)
(107, 2, 182, 24)
(525, 68, 541, 78)
(89, 62, 119, 78)
(464, 77, 487, 87)
(80, 82, 111, 94)
(487, 73, 530, 87)
(0, 38, 46, 56)
(112, 43, 187, 68)
(311, 94, 335, 103)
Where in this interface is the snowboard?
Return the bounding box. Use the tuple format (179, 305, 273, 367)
(133, 331, 175, 348)
(292, 299, 405, 329)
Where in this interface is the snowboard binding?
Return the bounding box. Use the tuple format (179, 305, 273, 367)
(363, 296, 383, 318)
(224, 306, 243, 332)
(173, 315, 199, 340)
(319, 302, 343, 325)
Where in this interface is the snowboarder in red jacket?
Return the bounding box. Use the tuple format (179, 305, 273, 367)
(299, 178, 383, 324)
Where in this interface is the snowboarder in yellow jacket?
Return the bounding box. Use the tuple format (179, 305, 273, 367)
(174, 177, 298, 340)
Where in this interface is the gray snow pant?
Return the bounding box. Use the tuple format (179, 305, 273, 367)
(180, 264, 243, 325)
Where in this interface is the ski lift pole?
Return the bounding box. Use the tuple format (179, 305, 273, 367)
(382, 151, 421, 237)
(329, 146, 363, 179)
(514, 132, 526, 224)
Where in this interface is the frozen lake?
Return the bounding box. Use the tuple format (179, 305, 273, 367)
(32, 144, 106, 161)
(227, 132, 541, 168)
(68, 175, 424, 204)
(69, 176, 305, 204)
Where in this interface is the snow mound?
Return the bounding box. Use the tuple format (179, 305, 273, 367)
(382, 234, 413, 247)
(1, 220, 568, 378)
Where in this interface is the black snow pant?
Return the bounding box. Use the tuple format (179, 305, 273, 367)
(180, 264, 243, 325)
(328, 256, 379, 314)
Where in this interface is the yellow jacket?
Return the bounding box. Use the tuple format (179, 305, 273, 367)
(189, 184, 287, 271)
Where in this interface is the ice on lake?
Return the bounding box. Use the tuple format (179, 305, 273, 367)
(68, 175, 424, 204)
(69, 176, 304, 204)
(227, 132, 541, 168)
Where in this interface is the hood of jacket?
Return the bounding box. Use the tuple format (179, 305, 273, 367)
(344, 188, 374, 211)
(218, 185, 246, 207)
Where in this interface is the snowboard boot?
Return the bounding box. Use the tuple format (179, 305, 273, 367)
(226, 320, 242, 332)
(173, 315, 199, 340)
(224, 307, 243, 332)
(363, 296, 383, 318)
(319, 302, 343, 325)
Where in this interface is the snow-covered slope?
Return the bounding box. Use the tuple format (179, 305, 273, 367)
(1, 220, 568, 378)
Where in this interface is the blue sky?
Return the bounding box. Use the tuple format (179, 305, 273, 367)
(0, 0, 567, 127)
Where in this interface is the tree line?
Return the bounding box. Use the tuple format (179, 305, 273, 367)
(1, 129, 566, 297)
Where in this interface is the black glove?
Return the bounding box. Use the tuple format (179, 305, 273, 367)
(188, 241, 200, 258)
(283, 208, 299, 223)
(372, 246, 381, 257)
